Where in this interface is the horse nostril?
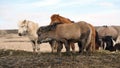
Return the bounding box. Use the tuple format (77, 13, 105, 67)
(18, 33, 22, 36)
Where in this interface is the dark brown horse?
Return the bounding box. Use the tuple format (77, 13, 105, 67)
(49, 14, 75, 53)
(37, 21, 92, 54)
(50, 14, 98, 52)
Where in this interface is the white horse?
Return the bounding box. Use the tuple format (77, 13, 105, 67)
(18, 20, 40, 53)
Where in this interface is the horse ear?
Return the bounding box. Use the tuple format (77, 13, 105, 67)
(23, 20, 26, 23)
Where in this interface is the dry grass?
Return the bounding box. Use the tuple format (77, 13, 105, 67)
(0, 49, 120, 68)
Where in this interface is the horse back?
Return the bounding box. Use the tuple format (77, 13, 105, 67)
(77, 21, 91, 33)
(55, 23, 81, 40)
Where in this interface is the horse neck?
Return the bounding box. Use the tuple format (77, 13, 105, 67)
(47, 30, 57, 39)
(27, 23, 38, 37)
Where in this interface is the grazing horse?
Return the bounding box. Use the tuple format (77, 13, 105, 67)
(97, 26, 119, 41)
(49, 14, 75, 53)
(37, 21, 92, 54)
(101, 36, 116, 51)
(18, 20, 40, 53)
(50, 14, 98, 52)
(100, 35, 120, 52)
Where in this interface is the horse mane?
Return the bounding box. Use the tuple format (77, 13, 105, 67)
(66, 18, 74, 23)
(51, 14, 74, 23)
(40, 22, 62, 32)
(22, 20, 26, 23)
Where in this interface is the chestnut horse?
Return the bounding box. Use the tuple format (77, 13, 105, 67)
(37, 21, 92, 54)
(50, 14, 98, 52)
(49, 14, 75, 53)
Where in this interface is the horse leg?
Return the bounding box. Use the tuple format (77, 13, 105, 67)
(31, 40, 36, 53)
(78, 42, 82, 53)
(49, 41, 53, 53)
(35, 40, 40, 53)
(86, 43, 92, 54)
(57, 42, 63, 55)
(91, 35, 96, 52)
(70, 42, 75, 53)
(49, 40, 57, 53)
(64, 40, 70, 54)
(81, 40, 87, 54)
(54, 41, 58, 51)
(53, 41, 58, 53)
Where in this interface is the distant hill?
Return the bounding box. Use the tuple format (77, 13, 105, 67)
(0, 26, 120, 35)
(0, 29, 17, 35)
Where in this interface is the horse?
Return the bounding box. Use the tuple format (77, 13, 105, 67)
(97, 26, 119, 41)
(100, 35, 120, 51)
(18, 20, 40, 53)
(49, 14, 75, 53)
(101, 36, 116, 51)
(50, 14, 98, 52)
(37, 21, 92, 54)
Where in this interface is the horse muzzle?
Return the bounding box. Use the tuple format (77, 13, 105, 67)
(18, 33, 22, 36)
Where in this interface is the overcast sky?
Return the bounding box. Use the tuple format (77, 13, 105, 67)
(0, 0, 120, 29)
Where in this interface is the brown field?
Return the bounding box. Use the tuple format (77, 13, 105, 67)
(0, 28, 120, 68)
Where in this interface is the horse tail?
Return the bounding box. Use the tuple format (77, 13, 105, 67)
(85, 25, 93, 51)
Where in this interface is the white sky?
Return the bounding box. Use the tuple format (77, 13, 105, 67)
(0, 0, 120, 29)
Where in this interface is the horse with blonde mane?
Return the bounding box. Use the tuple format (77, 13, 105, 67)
(50, 14, 98, 52)
(49, 14, 75, 53)
(18, 20, 40, 53)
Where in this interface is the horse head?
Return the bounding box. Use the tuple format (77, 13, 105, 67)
(37, 23, 61, 43)
(18, 20, 29, 36)
(18, 19, 39, 36)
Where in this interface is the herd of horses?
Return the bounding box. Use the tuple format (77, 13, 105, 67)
(18, 14, 120, 55)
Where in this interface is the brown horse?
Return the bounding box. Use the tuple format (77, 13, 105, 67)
(49, 14, 75, 53)
(37, 21, 92, 54)
(50, 14, 98, 52)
